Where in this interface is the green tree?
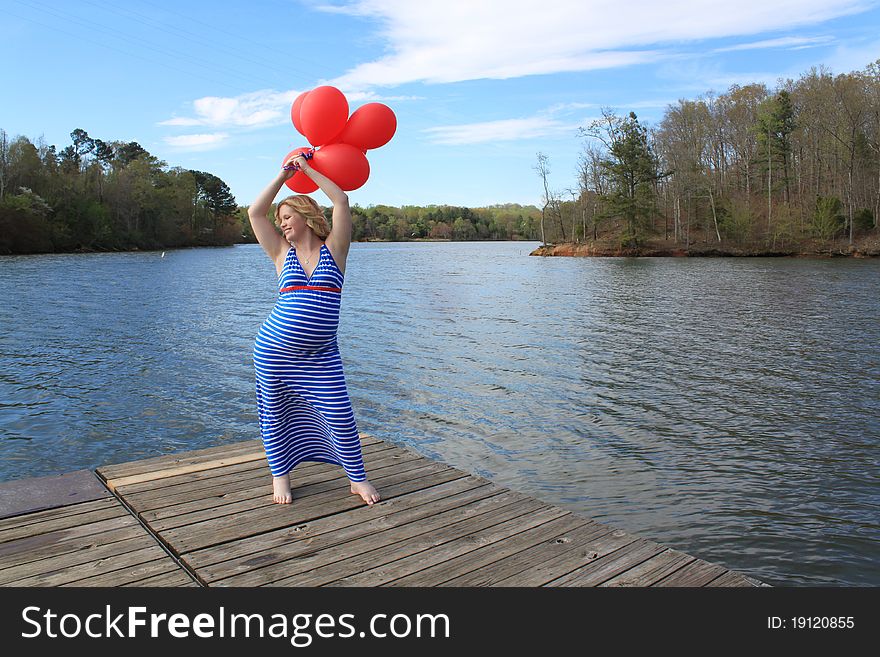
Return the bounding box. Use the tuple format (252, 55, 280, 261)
(756, 89, 796, 233)
(452, 216, 476, 240)
(812, 196, 845, 240)
(584, 110, 662, 248)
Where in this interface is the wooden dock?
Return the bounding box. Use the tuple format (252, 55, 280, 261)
(0, 434, 766, 587)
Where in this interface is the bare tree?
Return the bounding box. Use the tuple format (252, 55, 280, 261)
(534, 152, 550, 244)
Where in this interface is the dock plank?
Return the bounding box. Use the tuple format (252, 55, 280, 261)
(135, 449, 424, 522)
(0, 534, 163, 585)
(0, 497, 195, 587)
(0, 517, 146, 570)
(705, 570, 758, 587)
(119, 443, 403, 507)
(545, 535, 668, 586)
(191, 478, 498, 582)
(0, 504, 130, 544)
(0, 497, 120, 532)
(160, 463, 469, 554)
(329, 506, 578, 586)
(263, 495, 555, 587)
(121, 570, 200, 587)
(389, 514, 595, 586)
(649, 558, 729, 587)
(599, 549, 696, 587)
(437, 521, 615, 587)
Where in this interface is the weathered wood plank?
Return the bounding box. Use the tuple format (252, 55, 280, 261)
(59, 558, 189, 587)
(142, 456, 448, 533)
(458, 526, 629, 587)
(104, 452, 269, 490)
(133, 449, 424, 521)
(195, 479, 502, 583)
(5, 545, 173, 587)
(705, 570, 758, 587)
(430, 520, 613, 587)
(113, 440, 399, 499)
(741, 573, 770, 587)
(0, 517, 146, 570)
(0, 504, 130, 544)
(0, 497, 120, 532)
(0, 534, 163, 585)
(263, 497, 554, 587)
(599, 549, 696, 587)
(214, 490, 542, 586)
(99, 433, 383, 481)
(329, 506, 577, 586)
(121, 570, 200, 587)
(650, 558, 729, 587)
(544, 538, 668, 586)
(162, 463, 469, 554)
(97, 440, 265, 480)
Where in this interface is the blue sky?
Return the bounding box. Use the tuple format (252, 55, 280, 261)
(3, 0, 879, 209)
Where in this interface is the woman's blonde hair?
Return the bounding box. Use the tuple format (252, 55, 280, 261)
(274, 195, 330, 239)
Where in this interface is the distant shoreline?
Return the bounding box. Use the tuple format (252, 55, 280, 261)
(530, 238, 880, 259)
(0, 237, 530, 256)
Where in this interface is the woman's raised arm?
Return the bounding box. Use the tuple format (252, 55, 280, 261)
(247, 162, 294, 264)
(294, 155, 352, 268)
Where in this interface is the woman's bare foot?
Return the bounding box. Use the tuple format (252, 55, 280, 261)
(350, 479, 380, 505)
(273, 474, 292, 504)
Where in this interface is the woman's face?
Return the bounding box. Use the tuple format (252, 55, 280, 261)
(278, 206, 307, 241)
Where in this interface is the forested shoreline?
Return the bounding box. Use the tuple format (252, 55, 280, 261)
(0, 125, 542, 254)
(2, 60, 878, 256)
(534, 60, 880, 256)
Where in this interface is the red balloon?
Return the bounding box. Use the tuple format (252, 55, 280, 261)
(300, 86, 349, 147)
(282, 147, 318, 193)
(339, 103, 397, 150)
(290, 91, 310, 136)
(311, 143, 370, 191)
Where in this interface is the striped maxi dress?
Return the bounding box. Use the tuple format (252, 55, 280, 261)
(252, 243, 367, 482)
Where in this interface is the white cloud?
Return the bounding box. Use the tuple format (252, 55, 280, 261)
(324, 0, 872, 87)
(157, 117, 203, 127)
(713, 36, 835, 53)
(164, 133, 229, 150)
(159, 87, 420, 130)
(159, 89, 300, 129)
(424, 116, 581, 145)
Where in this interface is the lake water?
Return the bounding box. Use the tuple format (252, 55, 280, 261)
(1, 241, 878, 586)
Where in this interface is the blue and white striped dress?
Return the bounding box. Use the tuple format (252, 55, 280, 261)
(252, 243, 367, 482)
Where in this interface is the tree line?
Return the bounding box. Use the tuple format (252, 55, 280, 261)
(348, 203, 540, 241)
(537, 60, 880, 250)
(0, 128, 240, 254)
(0, 126, 543, 254)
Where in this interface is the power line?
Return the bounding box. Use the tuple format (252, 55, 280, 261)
(13, 0, 292, 92)
(133, 0, 345, 84)
(80, 0, 327, 86)
(6, 6, 254, 96)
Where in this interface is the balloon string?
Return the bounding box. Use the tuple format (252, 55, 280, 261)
(282, 148, 316, 171)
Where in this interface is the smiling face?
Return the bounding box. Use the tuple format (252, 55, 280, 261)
(274, 195, 330, 242)
(277, 205, 308, 242)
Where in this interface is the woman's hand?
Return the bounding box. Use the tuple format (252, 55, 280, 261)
(280, 154, 300, 180)
(281, 152, 313, 179)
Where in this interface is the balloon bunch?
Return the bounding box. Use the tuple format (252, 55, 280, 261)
(283, 86, 397, 193)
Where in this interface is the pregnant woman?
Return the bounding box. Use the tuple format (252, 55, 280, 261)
(248, 152, 380, 506)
